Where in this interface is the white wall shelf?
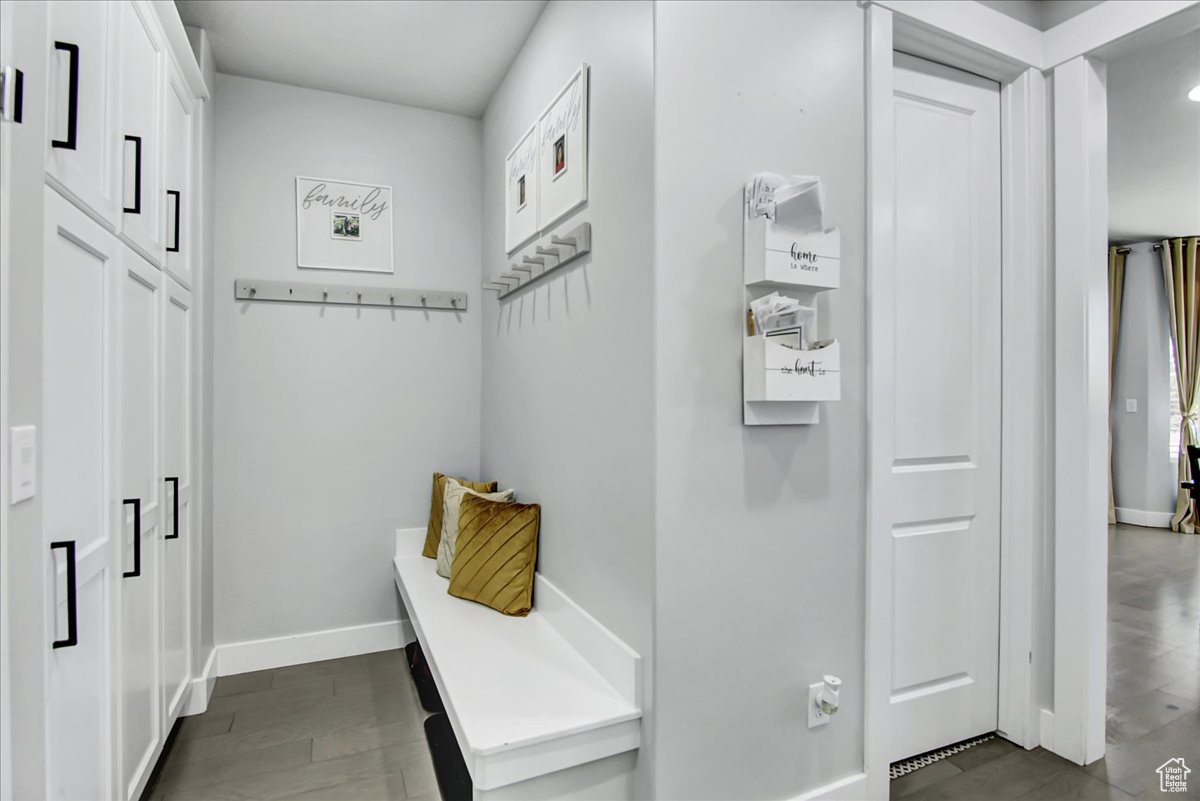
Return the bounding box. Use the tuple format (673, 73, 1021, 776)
(484, 222, 592, 299)
(743, 183, 841, 425)
(744, 224, 840, 291)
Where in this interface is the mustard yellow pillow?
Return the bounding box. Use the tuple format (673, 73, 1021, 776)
(448, 496, 540, 616)
(436, 479, 516, 578)
(423, 472, 498, 558)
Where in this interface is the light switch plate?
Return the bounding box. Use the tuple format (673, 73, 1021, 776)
(808, 682, 830, 728)
(1125, 399, 1137, 413)
(9, 425, 36, 504)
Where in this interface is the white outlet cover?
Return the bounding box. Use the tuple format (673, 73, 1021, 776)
(9, 425, 36, 504)
(808, 682, 830, 728)
(1125, 398, 1137, 413)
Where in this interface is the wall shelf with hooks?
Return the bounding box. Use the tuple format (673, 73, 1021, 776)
(484, 222, 592, 299)
(233, 279, 467, 311)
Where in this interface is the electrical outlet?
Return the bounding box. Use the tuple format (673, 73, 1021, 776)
(808, 682, 829, 728)
(1125, 398, 1137, 413)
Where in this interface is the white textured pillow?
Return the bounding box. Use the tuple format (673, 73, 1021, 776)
(436, 479, 515, 578)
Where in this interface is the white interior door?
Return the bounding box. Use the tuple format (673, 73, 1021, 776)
(42, 187, 117, 801)
(118, 243, 162, 801)
(888, 52, 1002, 762)
(160, 276, 191, 724)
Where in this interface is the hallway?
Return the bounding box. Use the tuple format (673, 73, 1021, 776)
(892, 523, 1200, 799)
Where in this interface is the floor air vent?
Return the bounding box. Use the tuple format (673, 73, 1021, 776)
(889, 733, 996, 779)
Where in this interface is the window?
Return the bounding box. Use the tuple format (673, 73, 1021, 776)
(1170, 338, 1183, 461)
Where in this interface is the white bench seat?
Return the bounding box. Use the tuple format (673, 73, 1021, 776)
(392, 528, 642, 798)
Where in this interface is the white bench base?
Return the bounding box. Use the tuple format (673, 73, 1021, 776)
(393, 528, 642, 798)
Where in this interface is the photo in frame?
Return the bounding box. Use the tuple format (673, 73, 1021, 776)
(295, 176, 393, 272)
(537, 64, 588, 229)
(505, 124, 539, 253)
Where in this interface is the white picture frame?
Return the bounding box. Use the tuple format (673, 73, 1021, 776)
(537, 64, 589, 230)
(296, 176, 393, 273)
(505, 124, 539, 254)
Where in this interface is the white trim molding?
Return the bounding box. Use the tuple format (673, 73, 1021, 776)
(215, 619, 414, 678)
(1052, 54, 1109, 767)
(182, 648, 217, 716)
(864, 6, 897, 799)
(998, 66, 1050, 751)
(1114, 508, 1174, 529)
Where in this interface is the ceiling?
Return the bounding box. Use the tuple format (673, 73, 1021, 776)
(1107, 29, 1200, 243)
(175, 0, 547, 118)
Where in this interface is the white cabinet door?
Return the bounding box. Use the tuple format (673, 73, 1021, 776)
(887, 53, 1002, 762)
(42, 188, 118, 801)
(117, 244, 162, 801)
(117, 1, 165, 266)
(162, 65, 193, 288)
(160, 276, 191, 725)
(44, 0, 122, 224)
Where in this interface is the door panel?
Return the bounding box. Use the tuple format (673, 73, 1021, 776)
(118, 1, 164, 265)
(42, 188, 117, 801)
(889, 52, 1002, 762)
(162, 67, 192, 287)
(119, 245, 161, 800)
(45, 0, 121, 224)
(160, 278, 191, 723)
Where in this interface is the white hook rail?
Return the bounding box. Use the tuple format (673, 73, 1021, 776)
(234, 280, 467, 311)
(484, 222, 592, 299)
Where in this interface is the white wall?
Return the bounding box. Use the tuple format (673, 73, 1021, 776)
(213, 75, 482, 646)
(1111, 242, 1175, 523)
(478, 0, 656, 795)
(653, 2, 866, 797)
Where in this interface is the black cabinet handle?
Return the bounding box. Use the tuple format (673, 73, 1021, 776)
(165, 477, 179, 539)
(123, 135, 142, 214)
(122, 498, 141, 578)
(49, 541, 78, 648)
(166, 191, 181, 253)
(10, 67, 24, 124)
(50, 42, 78, 149)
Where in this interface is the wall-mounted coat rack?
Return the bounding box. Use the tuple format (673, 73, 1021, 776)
(234, 280, 467, 311)
(484, 222, 592, 299)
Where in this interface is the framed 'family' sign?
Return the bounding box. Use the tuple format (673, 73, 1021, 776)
(537, 64, 589, 230)
(504, 125, 539, 253)
(295, 176, 393, 273)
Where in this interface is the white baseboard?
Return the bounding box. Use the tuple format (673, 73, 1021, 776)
(1114, 507, 1172, 528)
(216, 618, 416, 678)
(788, 772, 868, 801)
(182, 647, 218, 716)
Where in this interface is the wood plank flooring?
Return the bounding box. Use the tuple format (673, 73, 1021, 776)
(147, 649, 438, 801)
(892, 523, 1200, 800)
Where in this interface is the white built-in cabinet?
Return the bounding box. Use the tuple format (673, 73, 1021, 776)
(117, 1, 166, 265)
(163, 68, 193, 287)
(161, 276, 192, 725)
(29, 2, 206, 799)
(119, 246, 163, 800)
(42, 188, 118, 801)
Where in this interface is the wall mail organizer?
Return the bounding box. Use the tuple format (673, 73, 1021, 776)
(234, 279, 467, 311)
(743, 175, 841, 426)
(483, 222, 592, 300)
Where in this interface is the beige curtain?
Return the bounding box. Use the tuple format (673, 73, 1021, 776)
(1108, 247, 1126, 524)
(1163, 236, 1200, 533)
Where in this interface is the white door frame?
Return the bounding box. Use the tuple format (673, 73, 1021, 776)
(863, 1, 1199, 796)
